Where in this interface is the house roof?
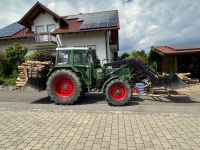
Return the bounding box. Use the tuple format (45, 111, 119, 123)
(19, 1, 67, 28)
(153, 46, 200, 55)
(0, 2, 119, 40)
(0, 22, 25, 37)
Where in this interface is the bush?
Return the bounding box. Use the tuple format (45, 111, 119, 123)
(0, 76, 16, 86)
(1, 43, 28, 77)
(0, 53, 5, 76)
(25, 51, 40, 61)
(33, 52, 55, 62)
(25, 51, 55, 62)
(148, 61, 157, 72)
(148, 47, 162, 72)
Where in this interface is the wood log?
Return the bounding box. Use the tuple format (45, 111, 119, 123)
(17, 60, 53, 89)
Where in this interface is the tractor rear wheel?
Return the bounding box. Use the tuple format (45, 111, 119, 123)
(105, 79, 131, 106)
(46, 69, 82, 105)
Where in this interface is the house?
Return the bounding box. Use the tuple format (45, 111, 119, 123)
(0, 1, 120, 63)
(151, 46, 200, 78)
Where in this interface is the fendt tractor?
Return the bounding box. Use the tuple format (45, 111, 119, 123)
(28, 47, 184, 106)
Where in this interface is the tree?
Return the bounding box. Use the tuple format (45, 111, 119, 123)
(120, 52, 130, 60)
(148, 47, 162, 72)
(129, 50, 148, 64)
(2, 43, 28, 76)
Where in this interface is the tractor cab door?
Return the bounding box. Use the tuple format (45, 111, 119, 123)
(73, 50, 93, 86)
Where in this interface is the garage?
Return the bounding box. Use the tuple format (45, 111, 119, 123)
(151, 46, 200, 80)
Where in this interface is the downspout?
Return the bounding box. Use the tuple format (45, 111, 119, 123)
(104, 31, 108, 61)
(116, 30, 119, 60)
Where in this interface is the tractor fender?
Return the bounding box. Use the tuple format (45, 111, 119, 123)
(101, 76, 118, 93)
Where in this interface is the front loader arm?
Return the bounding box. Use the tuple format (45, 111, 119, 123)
(104, 59, 185, 89)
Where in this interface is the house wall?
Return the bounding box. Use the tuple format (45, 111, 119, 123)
(31, 12, 59, 32)
(60, 31, 112, 63)
(0, 38, 32, 53)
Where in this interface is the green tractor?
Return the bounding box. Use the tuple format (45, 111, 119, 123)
(30, 47, 185, 106)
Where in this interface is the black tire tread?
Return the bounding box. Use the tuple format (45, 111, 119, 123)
(46, 69, 82, 105)
(105, 79, 131, 106)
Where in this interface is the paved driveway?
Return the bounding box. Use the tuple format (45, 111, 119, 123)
(0, 85, 200, 150)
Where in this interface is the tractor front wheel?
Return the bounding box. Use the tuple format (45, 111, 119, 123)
(46, 69, 82, 105)
(105, 79, 132, 106)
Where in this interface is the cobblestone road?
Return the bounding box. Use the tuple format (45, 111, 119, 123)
(0, 85, 200, 150)
(0, 110, 200, 150)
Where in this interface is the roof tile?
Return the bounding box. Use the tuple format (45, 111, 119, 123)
(153, 46, 200, 55)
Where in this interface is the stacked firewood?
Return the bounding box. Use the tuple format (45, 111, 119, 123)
(16, 61, 52, 89)
(177, 73, 199, 84)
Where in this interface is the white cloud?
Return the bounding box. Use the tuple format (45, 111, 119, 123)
(0, 0, 200, 53)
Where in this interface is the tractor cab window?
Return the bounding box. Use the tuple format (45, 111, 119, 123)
(74, 50, 88, 65)
(57, 50, 71, 65)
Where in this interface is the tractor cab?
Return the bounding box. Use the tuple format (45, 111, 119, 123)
(55, 47, 92, 66)
(54, 47, 100, 88)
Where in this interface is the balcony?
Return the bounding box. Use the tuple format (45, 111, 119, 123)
(31, 33, 57, 50)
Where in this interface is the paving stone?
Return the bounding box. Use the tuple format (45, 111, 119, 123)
(0, 110, 200, 150)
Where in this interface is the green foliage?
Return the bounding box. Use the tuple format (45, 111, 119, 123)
(25, 51, 40, 61)
(120, 53, 130, 60)
(1, 43, 28, 77)
(128, 50, 148, 64)
(25, 51, 55, 62)
(0, 76, 17, 85)
(0, 53, 5, 76)
(148, 47, 162, 72)
(148, 61, 157, 72)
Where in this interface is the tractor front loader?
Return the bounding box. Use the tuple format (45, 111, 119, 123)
(27, 47, 185, 106)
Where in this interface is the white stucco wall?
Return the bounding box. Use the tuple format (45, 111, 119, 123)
(0, 38, 32, 53)
(31, 12, 59, 32)
(60, 31, 112, 62)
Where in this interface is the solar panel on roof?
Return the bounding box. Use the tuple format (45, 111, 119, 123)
(76, 10, 118, 30)
(109, 17, 117, 22)
(108, 21, 117, 27)
(100, 18, 109, 22)
(89, 23, 99, 29)
(67, 15, 79, 19)
(0, 22, 25, 37)
(80, 24, 89, 29)
(99, 22, 108, 28)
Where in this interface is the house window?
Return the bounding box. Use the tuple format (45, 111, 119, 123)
(47, 24, 56, 32)
(35, 25, 44, 33)
(35, 25, 44, 42)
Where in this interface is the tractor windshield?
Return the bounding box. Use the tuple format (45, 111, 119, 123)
(57, 50, 71, 65)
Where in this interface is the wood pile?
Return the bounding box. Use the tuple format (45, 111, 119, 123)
(16, 61, 52, 89)
(177, 73, 199, 84)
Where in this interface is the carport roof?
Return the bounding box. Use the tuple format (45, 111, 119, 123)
(153, 46, 200, 55)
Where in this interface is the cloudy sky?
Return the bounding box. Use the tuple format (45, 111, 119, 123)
(0, 0, 200, 54)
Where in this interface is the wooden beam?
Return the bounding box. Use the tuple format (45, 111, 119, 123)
(174, 56, 178, 73)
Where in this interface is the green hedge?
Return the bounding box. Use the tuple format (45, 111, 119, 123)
(0, 76, 16, 86)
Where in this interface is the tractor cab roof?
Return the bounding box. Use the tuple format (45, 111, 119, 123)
(56, 47, 89, 51)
